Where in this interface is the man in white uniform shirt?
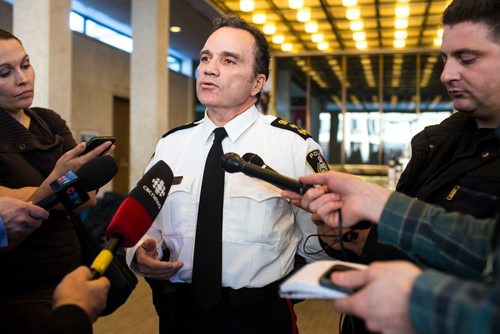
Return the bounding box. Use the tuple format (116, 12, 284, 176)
(126, 16, 330, 333)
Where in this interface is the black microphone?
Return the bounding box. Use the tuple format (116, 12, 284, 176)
(90, 160, 173, 278)
(242, 152, 277, 173)
(221, 152, 313, 195)
(35, 155, 118, 211)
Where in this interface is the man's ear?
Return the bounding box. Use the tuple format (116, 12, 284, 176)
(251, 74, 267, 97)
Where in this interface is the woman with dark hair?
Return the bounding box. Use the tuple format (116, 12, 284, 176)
(0, 28, 114, 333)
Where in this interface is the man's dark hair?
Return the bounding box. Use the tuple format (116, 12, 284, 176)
(212, 16, 270, 102)
(0, 28, 22, 44)
(443, 0, 500, 43)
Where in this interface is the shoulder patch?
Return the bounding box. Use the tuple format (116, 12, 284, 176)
(270, 118, 311, 140)
(306, 149, 330, 173)
(162, 120, 201, 138)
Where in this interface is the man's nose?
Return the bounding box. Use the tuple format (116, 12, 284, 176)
(440, 60, 460, 85)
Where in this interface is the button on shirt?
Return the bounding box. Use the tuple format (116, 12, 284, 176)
(126, 106, 329, 289)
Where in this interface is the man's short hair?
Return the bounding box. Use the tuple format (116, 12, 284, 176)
(443, 0, 500, 43)
(212, 16, 270, 102)
(0, 29, 22, 44)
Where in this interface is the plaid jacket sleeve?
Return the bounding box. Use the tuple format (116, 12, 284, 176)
(377, 192, 495, 279)
(410, 269, 500, 334)
(377, 193, 500, 334)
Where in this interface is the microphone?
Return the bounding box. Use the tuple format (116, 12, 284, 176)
(242, 152, 277, 173)
(221, 152, 313, 195)
(35, 155, 118, 211)
(90, 160, 173, 278)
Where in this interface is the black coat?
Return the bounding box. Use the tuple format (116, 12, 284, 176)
(362, 111, 500, 264)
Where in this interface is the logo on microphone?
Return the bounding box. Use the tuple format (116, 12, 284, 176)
(151, 178, 166, 197)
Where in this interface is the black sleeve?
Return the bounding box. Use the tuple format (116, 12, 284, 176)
(358, 226, 412, 263)
(37, 305, 92, 334)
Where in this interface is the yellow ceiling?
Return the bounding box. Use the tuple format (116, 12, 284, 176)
(207, 0, 450, 54)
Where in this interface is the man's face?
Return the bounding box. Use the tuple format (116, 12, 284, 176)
(440, 21, 500, 128)
(196, 27, 265, 114)
(0, 39, 35, 113)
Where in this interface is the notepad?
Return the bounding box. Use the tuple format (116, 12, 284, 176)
(279, 260, 367, 299)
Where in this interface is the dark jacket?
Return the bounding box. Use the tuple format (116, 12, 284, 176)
(362, 111, 500, 264)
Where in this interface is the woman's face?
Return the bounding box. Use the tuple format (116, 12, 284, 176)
(0, 38, 35, 113)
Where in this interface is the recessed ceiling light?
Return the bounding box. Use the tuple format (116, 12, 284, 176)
(170, 26, 181, 33)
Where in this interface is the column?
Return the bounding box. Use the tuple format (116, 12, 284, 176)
(13, 0, 72, 125)
(130, 0, 169, 186)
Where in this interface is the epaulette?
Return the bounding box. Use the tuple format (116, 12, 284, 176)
(162, 120, 201, 138)
(270, 118, 311, 140)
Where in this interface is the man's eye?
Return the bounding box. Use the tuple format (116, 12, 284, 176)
(22, 63, 31, 70)
(460, 56, 476, 65)
(224, 59, 235, 64)
(0, 70, 10, 78)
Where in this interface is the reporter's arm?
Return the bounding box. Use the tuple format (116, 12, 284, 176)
(378, 192, 494, 278)
(409, 269, 499, 334)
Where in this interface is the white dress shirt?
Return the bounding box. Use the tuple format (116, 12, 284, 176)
(126, 106, 330, 289)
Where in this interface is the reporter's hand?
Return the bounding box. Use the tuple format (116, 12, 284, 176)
(0, 198, 49, 250)
(51, 141, 115, 179)
(283, 171, 391, 228)
(133, 238, 183, 280)
(52, 266, 111, 323)
(333, 261, 421, 334)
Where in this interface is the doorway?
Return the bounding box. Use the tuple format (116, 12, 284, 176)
(113, 96, 130, 195)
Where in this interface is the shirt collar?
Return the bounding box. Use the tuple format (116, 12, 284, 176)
(201, 105, 259, 144)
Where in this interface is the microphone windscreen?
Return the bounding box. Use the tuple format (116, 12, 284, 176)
(105, 197, 152, 247)
(76, 155, 119, 191)
(242, 153, 264, 167)
(105, 160, 173, 247)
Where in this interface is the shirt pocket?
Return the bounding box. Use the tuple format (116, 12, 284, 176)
(164, 174, 198, 237)
(225, 173, 293, 246)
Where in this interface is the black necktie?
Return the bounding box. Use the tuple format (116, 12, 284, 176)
(191, 127, 227, 311)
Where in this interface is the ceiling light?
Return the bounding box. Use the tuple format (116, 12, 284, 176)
(356, 40, 368, 49)
(350, 20, 364, 31)
(317, 42, 329, 50)
(342, 0, 357, 7)
(311, 33, 324, 43)
(272, 34, 285, 44)
(289, 0, 304, 9)
(170, 26, 181, 33)
(394, 30, 407, 39)
(240, 0, 254, 12)
(297, 8, 311, 22)
(346, 8, 360, 20)
(393, 40, 406, 48)
(263, 22, 276, 35)
(281, 43, 293, 52)
(434, 37, 442, 47)
(305, 21, 318, 33)
(395, 6, 410, 18)
(394, 19, 408, 29)
(252, 12, 266, 24)
(353, 31, 366, 41)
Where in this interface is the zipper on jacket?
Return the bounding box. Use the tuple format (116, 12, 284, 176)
(446, 185, 499, 201)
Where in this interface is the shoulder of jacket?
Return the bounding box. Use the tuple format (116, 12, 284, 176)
(162, 119, 202, 138)
(269, 117, 311, 140)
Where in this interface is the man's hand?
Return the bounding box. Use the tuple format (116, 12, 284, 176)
(0, 198, 49, 249)
(133, 238, 183, 280)
(333, 261, 421, 334)
(282, 171, 391, 228)
(52, 266, 111, 323)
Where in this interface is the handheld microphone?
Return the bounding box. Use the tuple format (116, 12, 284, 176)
(90, 160, 173, 278)
(242, 152, 277, 173)
(35, 155, 118, 211)
(221, 152, 313, 195)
